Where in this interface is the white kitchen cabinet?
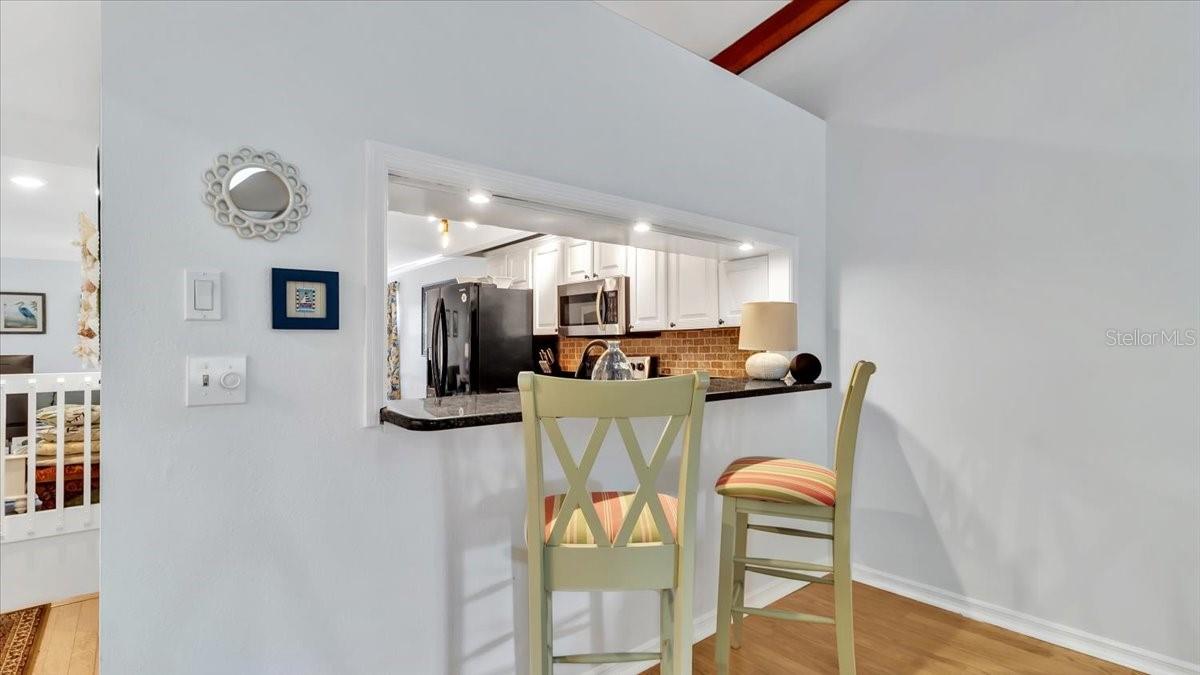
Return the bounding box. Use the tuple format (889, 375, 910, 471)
(484, 243, 532, 289)
(627, 247, 667, 331)
(667, 253, 720, 330)
(563, 239, 594, 281)
(718, 255, 770, 327)
(507, 243, 531, 289)
(531, 238, 563, 335)
(485, 250, 508, 280)
(593, 242, 628, 277)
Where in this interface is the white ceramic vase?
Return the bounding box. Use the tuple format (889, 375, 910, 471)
(744, 351, 790, 380)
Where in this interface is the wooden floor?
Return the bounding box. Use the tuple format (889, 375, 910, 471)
(15, 584, 1139, 675)
(644, 582, 1139, 674)
(28, 593, 98, 675)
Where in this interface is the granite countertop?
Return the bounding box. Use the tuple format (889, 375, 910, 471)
(381, 378, 831, 431)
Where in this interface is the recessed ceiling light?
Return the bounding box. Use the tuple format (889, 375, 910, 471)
(467, 189, 492, 204)
(633, 221, 651, 233)
(738, 242, 754, 252)
(10, 176, 46, 189)
(464, 220, 478, 229)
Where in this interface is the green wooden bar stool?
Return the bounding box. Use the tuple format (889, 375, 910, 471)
(712, 360, 876, 675)
(518, 371, 710, 674)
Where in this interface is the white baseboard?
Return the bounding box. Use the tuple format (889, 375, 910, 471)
(852, 564, 1200, 675)
(581, 576, 810, 675)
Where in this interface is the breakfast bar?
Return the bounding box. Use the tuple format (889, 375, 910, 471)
(381, 378, 831, 431)
(376, 372, 837, 672)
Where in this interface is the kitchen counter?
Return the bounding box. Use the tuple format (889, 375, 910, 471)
(381, 377, 831, 431)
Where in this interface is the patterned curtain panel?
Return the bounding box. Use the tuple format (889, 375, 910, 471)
(73, 213, 101, 367)
(387, 281, 402, 399)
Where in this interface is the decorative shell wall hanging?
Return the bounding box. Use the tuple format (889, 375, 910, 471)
(73, 212, 101, 367)
(202, 147, 310, 241)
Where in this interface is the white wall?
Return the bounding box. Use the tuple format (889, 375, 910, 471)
(0, 257, 86, 372)
(100, 2, 826, 672)
(392, 256, 488, 399)
(0, 530, 99, 612)
(818, 1, 1199, 668)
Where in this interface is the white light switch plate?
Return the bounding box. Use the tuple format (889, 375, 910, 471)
(185, 269, 222, 320)
(186, 355, 246, 406)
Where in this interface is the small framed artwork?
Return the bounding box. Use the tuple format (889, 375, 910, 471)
(271, 268, 339, 330)
(0, 292, 46, 334)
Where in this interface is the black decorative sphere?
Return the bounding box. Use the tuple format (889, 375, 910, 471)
(789, 353, 822, 383)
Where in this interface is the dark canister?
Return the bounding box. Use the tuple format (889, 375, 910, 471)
(789, 353, 822, 383)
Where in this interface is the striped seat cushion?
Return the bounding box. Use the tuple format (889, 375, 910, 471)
(715, 456, 837, 506)
(543, 491, 678, 545)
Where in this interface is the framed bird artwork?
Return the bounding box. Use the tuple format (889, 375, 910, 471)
(0, 292, 47, 334)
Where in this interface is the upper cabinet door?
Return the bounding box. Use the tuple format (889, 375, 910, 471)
(718, 255, 770, 327)
(485, 250, 509, 280)
(627, 247, 667, 332)
(531, 239, 563, 335)
(668, 253, 720, 330)
(507, 243, 532, 289)
(563, 239, 594, 282)
(592, 242, 628, 278)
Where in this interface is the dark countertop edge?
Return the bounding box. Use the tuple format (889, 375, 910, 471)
(379, 408, 524, 432)
(706, 380, 830, 402)
(380, 380, 831, 432)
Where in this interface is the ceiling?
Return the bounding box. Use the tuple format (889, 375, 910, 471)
(388, 177, 775, 265)
(0, 0, 99, 262)
(1, 155, 97, 261)
(595, 1, 786, 60)
(597, 0, 1199, 159)
(0, 0, 99, 169)
(387, 211, 530, 271)
(742, 1, 1199, 158)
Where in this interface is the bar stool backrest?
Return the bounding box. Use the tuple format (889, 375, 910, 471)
(518, 371, 710, 549)
(833, 360, 877, 515)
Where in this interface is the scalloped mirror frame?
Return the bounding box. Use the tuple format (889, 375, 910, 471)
(202, 146, 310, 241)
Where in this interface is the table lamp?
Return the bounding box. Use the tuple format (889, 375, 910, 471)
(738, 301, 797, 380)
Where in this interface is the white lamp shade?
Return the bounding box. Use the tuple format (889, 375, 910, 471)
(738, 301, 797, 351)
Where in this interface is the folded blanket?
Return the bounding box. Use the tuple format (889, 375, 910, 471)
(36, 439, 102, 457)
(35, 452, 102, 468)
(35, 404, 101, 426)
(37, 427, 100, 443)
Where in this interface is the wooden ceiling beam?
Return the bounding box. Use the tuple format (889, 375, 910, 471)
(711, 0, 849, 75)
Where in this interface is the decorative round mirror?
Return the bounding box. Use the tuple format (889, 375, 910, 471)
(203, 147, 310, 240)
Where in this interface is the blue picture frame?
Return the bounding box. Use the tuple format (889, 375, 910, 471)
(272, 268, 339, 330)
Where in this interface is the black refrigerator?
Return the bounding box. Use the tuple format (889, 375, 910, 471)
(423, 281, 533, 397)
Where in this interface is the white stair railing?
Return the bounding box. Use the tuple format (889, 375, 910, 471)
(0, 372, 101, 542)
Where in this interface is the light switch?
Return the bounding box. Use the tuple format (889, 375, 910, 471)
(194, 280, 214, 311)
(185, 269, 222, 320)
(186, 355, 246, 406)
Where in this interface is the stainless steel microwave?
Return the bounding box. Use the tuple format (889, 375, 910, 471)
(557, 276, 629, 337)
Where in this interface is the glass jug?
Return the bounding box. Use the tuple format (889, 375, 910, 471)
(591, 340, 634, 381)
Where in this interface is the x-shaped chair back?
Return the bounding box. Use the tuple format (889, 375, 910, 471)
(519, 372, 710, 549)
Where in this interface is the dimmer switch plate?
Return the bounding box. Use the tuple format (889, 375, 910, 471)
(185, 269, 222, 320)
(186, 355, 246, 406)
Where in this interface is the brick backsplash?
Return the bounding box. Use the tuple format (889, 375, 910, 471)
(558, 328, 746, 379)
